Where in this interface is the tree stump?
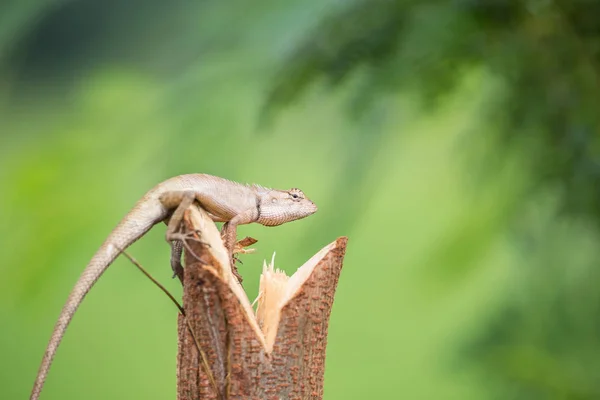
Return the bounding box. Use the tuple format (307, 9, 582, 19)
(175, 204, 347, 400)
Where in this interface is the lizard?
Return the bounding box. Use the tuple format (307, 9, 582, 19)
(30, 173, 318, 400)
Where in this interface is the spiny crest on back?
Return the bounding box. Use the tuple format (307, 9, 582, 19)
(212, 175, 271, 193)
(249, 183, 272, 194)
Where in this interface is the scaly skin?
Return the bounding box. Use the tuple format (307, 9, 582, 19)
(30, 173, 317, 400)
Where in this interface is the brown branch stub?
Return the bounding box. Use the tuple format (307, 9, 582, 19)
(176, 204, 348, 400)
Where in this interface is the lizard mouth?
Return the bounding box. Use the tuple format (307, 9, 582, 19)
(306, 201, 318, 214)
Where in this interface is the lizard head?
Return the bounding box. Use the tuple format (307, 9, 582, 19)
(257, 187, 318, 226)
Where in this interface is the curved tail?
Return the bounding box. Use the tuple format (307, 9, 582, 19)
(30, 200, 166, 400)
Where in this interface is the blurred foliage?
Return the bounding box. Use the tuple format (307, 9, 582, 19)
(264, 1, 600, 398)
(1, 1, 600, 399)
(267, 0, 600, 223)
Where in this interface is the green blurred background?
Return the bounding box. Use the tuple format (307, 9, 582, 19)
(3, 0, 600, 399)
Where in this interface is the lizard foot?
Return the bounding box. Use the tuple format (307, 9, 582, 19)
(167, 230, 210, 271)
(226, 237, 258, 284)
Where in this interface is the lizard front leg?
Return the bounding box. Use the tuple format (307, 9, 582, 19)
(220, 208, 259, 282)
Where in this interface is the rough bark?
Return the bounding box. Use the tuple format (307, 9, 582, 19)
(175, 204, 347, 400)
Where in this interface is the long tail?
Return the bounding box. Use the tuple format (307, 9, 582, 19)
(30, 199, 167, 400)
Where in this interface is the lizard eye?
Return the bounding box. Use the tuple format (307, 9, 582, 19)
(289, 188, 304, 200)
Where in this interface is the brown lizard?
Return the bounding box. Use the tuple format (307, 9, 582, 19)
(30, 173, 317, 400)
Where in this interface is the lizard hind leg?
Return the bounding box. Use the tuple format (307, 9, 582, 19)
(160, 191, 195, 281)
(160, 191, 215, 280)
(159, 190, 196, 239)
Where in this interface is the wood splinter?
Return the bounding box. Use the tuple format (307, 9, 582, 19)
(176, 203, 348, 400)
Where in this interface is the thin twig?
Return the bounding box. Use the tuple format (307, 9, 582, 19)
(120, 249, 184, 314)
(116, 247, 222, 400)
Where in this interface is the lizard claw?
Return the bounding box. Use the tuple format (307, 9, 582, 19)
(166, 228, 211, 279)
(166, 228, 210, 248)
(226, 237, 259, 284)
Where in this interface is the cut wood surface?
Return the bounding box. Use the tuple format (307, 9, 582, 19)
(176, 204, 347, 400)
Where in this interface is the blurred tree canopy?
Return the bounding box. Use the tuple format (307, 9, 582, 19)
(266, 1, 600, 398)
(268, 0, 600, 224)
